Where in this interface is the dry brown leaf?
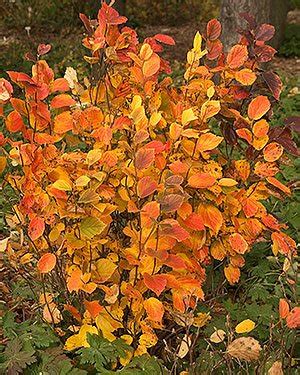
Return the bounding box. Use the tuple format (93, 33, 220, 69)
(268, 361, 284, 375)
(227, 337, 262, 361)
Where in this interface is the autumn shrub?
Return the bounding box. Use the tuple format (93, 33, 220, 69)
(0, 2, 299, 373)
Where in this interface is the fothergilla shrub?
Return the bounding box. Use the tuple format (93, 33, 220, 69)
(0, 1, 298, 368)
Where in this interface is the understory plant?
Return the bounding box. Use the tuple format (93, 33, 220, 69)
(0, 1, 299, 373)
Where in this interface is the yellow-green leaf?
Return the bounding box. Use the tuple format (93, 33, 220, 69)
(52, 179, 72, 191)
(80, 217, 106, 239)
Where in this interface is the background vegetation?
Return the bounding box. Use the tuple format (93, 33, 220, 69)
(0, 1, 299, 374)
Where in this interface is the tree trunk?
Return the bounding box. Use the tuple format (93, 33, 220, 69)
(220, 0, 291, 50)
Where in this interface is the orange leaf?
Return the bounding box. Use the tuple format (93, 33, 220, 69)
(28, 216, 45, 241)
(188, 172, 216, 188)
(51, 78, 70, 92)
(184, 212, 205, 231)
(64, 304, 82, 322)
(67, 268, 83, 292)
(135, 148, 155, 170)
(6, 110, 24, 132)
(279, 299, 290, 319)
(286, 307, 300, 329)
(0, 156, 7, 174)
(84, 300, 103, 319)
(235, 160, 250, 182)
(51, 94, 76, 108)
(198, 203, 223, 234)
(54, 111, 73, 134)
(248, 96, 271, 120)
(224, 264, 240, 285)
(252, 119, 269, 138)
(235, 69, 256, 85)
(143, 297, 164, 322)
(137, 176, 158, 198)
(271, 232, 296, 256)
(38, 253, 56, 273)
(228, 233, 248, 254)
(267, 177, 291, 196)
(226, 45, 248, 69)
(198, 133, 223, 152)
(142, 53, 160, 77)
(143, 273, 167, 296)
(210, 240, 226, 261)
(263, 142, 283, 162)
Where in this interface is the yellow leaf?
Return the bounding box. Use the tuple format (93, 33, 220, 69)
(96, 258, 117, 283)
(75, 175, 90, 187)
(182, 108, 197, 126)
(200, 100, 221, 121)
(52, 179, 72, 191)
(235, 319, 256, 333)
(86, 149, 102, 166)
(193, 31, 202, 52)
(64, 324, 98, 351)
(150, 112, 162, 126)
(140, 43, 153, 60)
(219, 178, 238, 187)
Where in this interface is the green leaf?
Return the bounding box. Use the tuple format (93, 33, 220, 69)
(0, 338, 36, 374)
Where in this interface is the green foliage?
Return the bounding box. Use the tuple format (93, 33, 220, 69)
(279, 24, 300, 57)
(0, 338, 36, 374)
(77, 333, 133, 373)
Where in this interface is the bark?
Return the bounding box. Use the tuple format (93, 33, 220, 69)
(220, 0, 291, 50)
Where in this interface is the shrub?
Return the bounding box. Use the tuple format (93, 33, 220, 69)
(0, 2, 299, 372)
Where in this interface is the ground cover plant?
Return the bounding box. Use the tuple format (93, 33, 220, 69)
(0, 1, 299, 373)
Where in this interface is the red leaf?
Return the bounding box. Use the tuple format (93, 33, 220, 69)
(135, 148, 155, 170)
(160, 219, 189, 242)
(143, 273, 167, 296)
(137, 176, 158, 198)
(207, 19, 222, 41)
(38, 253, 56, 273)
(262, 71, 282, 100)
(254, 44, 276, 63)
(154, 34, 175, 45)
(37, 44, 51, 56)
(28, 216, 45, 241)
(79, 13, 92, 35)
(255, 24, 275, 42)
(160, 194, 184, 213)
